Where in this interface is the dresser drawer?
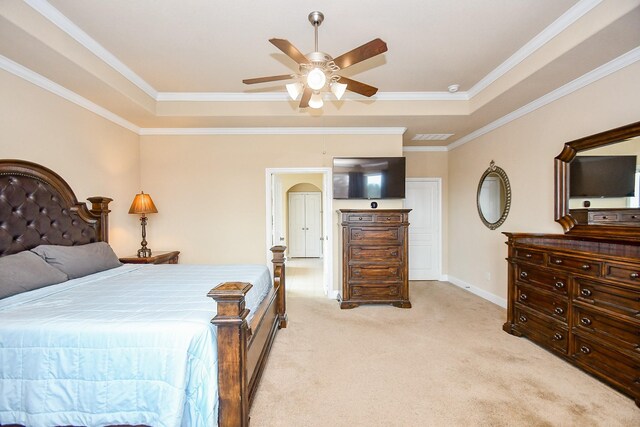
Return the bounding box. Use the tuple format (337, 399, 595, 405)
(373, 213, 403, 223)
(349, 227, 401, 243)
(573, 304, 640, 355)
(604, 263, 640, 286)
(344, 213, 374, 223)
(350, 246, 402, 262)
(351, 284, 401, 300)
(516, 285, 568, 322)
(513, 248, 544, 265)
(588, 212, 619, 223)
(349, 264, 402, 282)
(547, 254, 601, 277)
(619, 212, 640, 223)
(515, 307, 568, 354)
(516, 264, 568, 296)
(574, 278, 640, 319)
(572, 334, 640, 396)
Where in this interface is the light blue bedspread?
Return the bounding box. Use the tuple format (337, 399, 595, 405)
(0, 263, 273, 427)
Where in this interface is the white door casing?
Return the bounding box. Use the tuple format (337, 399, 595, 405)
(405, 179, 442, 280)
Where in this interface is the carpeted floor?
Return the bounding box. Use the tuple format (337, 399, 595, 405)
(250, 281, 640, 426)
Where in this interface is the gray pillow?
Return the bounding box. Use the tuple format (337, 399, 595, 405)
(31, 242, 122, 279)
(0, 251, 69, 299)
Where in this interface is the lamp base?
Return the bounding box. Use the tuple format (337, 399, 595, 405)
(137, 247, 152, 258)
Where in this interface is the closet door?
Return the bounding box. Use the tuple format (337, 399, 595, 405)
(304, 193, 322, 257)
(288, 193, 307, 257)
(288, 192, 323, 258)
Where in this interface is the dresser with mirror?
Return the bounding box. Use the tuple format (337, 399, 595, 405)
(504, 121, 640, 408)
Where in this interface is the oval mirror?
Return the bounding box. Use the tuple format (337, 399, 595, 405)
(477, 160, 511, 230)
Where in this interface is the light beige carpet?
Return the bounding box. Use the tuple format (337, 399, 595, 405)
(250, 281, 640, 426)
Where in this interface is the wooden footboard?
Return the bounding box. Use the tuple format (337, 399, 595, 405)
(208, 246, 286, 427)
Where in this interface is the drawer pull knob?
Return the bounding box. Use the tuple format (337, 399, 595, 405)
(554, 281, 565, 289)
(554, 307, 564, 315)
(520, 271, 528, 279)
(580, 346, 591, 355)
(630, 272, 639, 279)
(519, 315, 527, 323)
(632, 215, 638, 219)
(580, 288, 592, 297)
(553, 332, 564, 341)
(525, 253, 532, 258)
(391, 251, 398, 256)
(358, 217, 363, 220)
(580, 317, 592, 326)
(554, 259, 563, 265)
(519, 294, 528, 301)
(386, 217, 391, 220)
(581, 264, 591, 270)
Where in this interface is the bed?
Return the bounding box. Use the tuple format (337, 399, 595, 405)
(0, 159, 287, 427)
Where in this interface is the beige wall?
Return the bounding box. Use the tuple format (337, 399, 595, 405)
(139, 133, 403, 292)
(0, 69, 141, 255)
(448, 61, 640, 304)
(405, 150, 449, 274)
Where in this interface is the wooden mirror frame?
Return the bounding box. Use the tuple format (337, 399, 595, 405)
(477, 160, 511, 230)
(555, 120, 640, 240)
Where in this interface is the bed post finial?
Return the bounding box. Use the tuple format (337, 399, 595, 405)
(88, 196, 113, 242)
(209, 282, 252, 427)
(270, 245, 287, 328)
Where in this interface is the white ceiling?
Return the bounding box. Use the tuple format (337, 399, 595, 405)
(1, 0, 639, 146)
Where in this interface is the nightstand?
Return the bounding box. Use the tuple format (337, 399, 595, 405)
(119, 251, 180, 264)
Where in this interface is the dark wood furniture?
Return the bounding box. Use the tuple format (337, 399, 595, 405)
(0, 159, 286, 427)
(119, 250, 180, 264)
(503, 233, 640, 407)
(338, 209, 411, 309)
(555, 120, 640, 239)
(505, 122, 640, 409)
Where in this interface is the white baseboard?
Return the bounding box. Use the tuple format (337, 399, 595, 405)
(446, 275, 507, 308)
(329, 290, 339, 300)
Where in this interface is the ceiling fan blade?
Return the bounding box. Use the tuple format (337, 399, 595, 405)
(242, 74, 295, 85)
(269, 38, 310, 64)
(299, 87, 312, 108)
(333, 38, 388, 70)
(337, 76, 378, 97)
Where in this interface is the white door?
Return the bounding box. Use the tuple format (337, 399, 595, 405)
(288, 192, 322, 258)
(405, 180, 441, 280)
(304, 193, 322, 257)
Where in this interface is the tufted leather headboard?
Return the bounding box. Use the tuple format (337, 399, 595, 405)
(0, 159, 112, 257)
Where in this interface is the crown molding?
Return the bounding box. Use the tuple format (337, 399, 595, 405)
(449, 46, 640, 150)
(467, 0, 603, 98)
(402, 146, 448, 152)
(156, 91, 469, 102)
(0, 54, 140, 133)
(139, 127, 407, 136)
(24, 0, 157, 99)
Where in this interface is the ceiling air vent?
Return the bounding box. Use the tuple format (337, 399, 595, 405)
(411, 133, 454, 141)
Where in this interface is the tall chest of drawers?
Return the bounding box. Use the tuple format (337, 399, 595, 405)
(338, 209, 411, 309)
(503, 233, 640, 407)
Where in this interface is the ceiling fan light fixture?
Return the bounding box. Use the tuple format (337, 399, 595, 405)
(308, 93, 324, 109)
(286, 82, 303, 100)
(307, 68, 327, 90)
(331, 82, 348, 100)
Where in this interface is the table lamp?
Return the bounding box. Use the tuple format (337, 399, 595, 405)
(128, 191, 158, 257)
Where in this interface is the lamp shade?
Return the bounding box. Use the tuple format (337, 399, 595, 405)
(308, 93, 324, 109)
(128, 191, 158, 215)
(306, 68, 326, 90)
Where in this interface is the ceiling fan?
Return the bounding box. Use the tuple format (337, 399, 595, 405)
(242, 11, 387, 109)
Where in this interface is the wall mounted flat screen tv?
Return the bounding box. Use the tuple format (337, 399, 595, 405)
(570, 155, 637, 198)
(333, 157, 406, 199)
